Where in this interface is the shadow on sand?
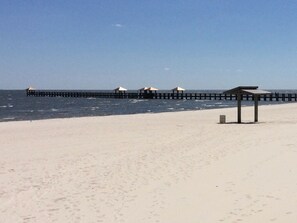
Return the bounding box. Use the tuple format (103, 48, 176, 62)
(218, 121, 263, 125)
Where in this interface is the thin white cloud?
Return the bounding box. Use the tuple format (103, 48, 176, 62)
(112, 23, 124, 28)
(164, 67, 170, 71)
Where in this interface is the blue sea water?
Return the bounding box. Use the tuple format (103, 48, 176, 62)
(0, 90, 295, 122)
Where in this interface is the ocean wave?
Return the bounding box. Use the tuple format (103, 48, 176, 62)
(1, 117, 15, 120)
(91, 107, 99, 111)
(130, 99, 147, 103)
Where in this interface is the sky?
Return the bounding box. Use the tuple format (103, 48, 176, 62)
(0, 0, 297, 90)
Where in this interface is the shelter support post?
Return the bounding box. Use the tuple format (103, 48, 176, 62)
(254, 95, 259, 122)
(237, 94, 241, 123)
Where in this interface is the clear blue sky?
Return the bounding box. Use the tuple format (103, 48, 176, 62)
(1, 0, 296, 89)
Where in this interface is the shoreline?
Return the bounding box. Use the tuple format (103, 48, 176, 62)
(1, 103, 297, 222)
(0, 102, 295, 124)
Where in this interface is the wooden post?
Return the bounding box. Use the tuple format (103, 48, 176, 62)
(254, 95, 259, 122)
(237, 94, 241, 123)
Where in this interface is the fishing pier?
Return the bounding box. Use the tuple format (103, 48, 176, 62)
(26, 87, 297, 102)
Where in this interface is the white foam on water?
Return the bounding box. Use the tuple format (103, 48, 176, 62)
(130, 99, 147, 103)
(1, 117, 15, 120)
(91, 107, 99, 111)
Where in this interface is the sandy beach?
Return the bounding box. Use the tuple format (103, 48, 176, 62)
(1, 103, 297, 223)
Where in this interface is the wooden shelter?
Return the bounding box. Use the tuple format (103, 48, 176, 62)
(139, 87, 158, 99)
(26, 86, 35, 91)
(139, 87, 158, 93)
(138, 87, 148, 93)
(224, 86, 271, 123)
(26, 87, 35, 96)
(114, 86, 127, 93)
(172, 86, 185, 93)
(146, 87, 158, 92)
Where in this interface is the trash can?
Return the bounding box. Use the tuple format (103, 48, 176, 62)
(219, 115, 226, 124)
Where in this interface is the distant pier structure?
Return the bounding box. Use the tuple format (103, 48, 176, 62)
(114, 87, 127, 98)
(26, 86, 297, 102)
(172, 87, 185, 99)
(139, 87, 159, 99)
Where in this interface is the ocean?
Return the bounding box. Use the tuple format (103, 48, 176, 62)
(0, 90, 295, 122)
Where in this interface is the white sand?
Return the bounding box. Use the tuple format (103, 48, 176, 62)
(1, 103, 297, 223)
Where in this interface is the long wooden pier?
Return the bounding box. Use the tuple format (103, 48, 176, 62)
(26, 89, 297, 102)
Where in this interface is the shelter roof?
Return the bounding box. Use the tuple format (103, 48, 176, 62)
(224, 86, 271, 95)
(241, 89, 271, 95)
(147, 87, 158, 91)
(114, 86, 127, 91)
(172, 86, 185, 91)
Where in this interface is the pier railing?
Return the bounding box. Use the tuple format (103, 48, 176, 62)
(26, 90, 297, 102)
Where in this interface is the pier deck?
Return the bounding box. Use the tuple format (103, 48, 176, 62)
(26, 90, 297, 102)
